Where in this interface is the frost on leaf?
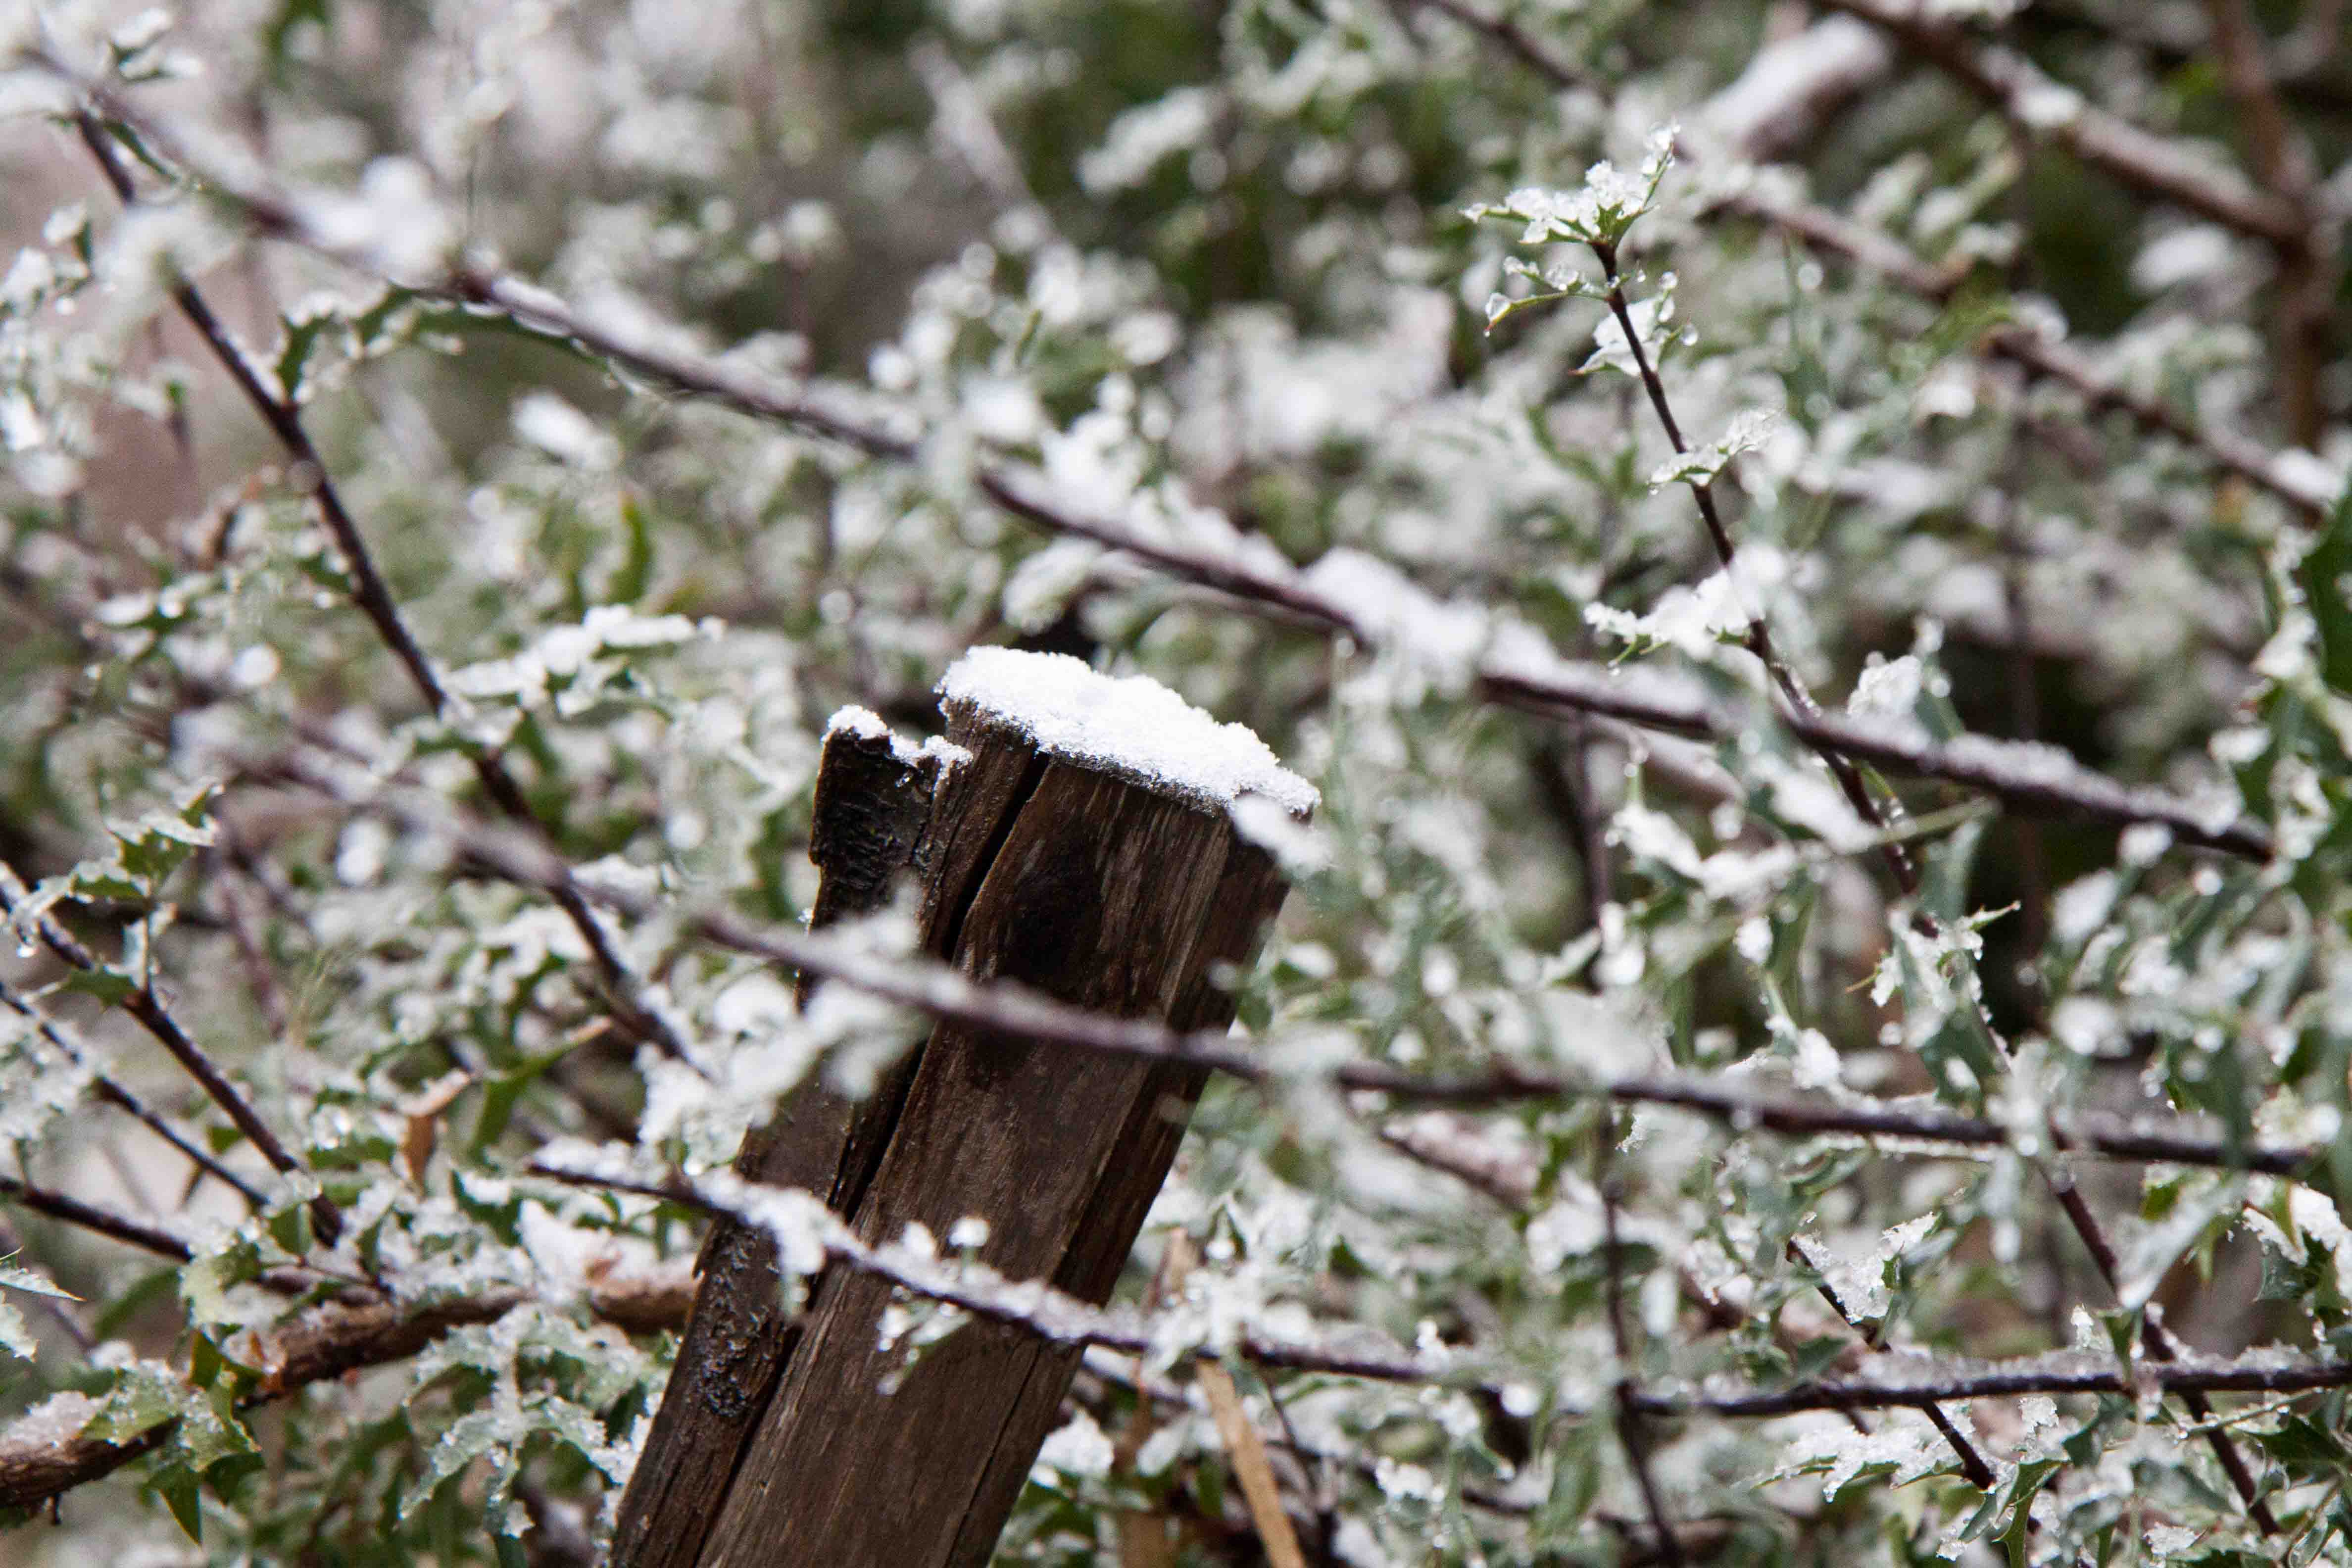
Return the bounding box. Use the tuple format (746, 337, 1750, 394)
(1649, 408, 1777, 490)
(1581, 281, 1676, 378)
(1463, 127, 1678, 250)
(1792, 1215, 1936, 1325)
(1776, 1412, 1956, 1500)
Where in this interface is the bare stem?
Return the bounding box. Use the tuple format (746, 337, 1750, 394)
(0, 1170, 192, 1262)
(70, 111, 695, 1071)
(1592, 245, 1920, 896)
(2201, 0, 2331, 447)
(1601, 1154, 1686, 1567)
(0, 979, 266, 1207)
(0, 864, 338, 1244)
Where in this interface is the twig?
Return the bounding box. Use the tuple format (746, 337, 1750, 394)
(1626, 1358, 2352, 1418)
(1531, 734, 1613, 931)
(1412, 0, 1591, 89)
(0, 863, 338, 1244)
(0, 976, 268, 1208)
(69, 109, 696, 1071)
(0, 1169, 192, 1262)
(908, 38, 1036, 212)
(2046, 1180, 2282, 1531)
(31, 72, 2280, 860)
(2200, 0, 2332, 447)
(1591, 238, 1919, 897)
(1166, 1233, 1311, 1568)
(210, 850, 290, 1040)
(266, 745, 2326, 1176)
(1600, 1155, 1685, 1567)
(533, 1163, 2352, 1409)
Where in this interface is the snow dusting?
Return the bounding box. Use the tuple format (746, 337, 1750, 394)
(825, 704, 972, 773)
(937, 648, 1317, 816)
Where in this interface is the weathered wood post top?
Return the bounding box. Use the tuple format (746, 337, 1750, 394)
(933, 646, 1319, 818)
(624, 647, 1312, 1568)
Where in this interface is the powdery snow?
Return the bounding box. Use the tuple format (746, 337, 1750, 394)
(936, 648, 1317, 816)
(1, 1390, 99, 1451)
(825, 705, 973, 773)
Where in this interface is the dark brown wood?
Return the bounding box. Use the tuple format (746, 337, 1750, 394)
(689, 694, 1295, 1568)
(610, 719, 952, 1568)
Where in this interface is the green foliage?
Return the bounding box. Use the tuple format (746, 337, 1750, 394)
(0, 0, 2349, 1565)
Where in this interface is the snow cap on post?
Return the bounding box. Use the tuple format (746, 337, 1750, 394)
(936, 647, 1317, 817)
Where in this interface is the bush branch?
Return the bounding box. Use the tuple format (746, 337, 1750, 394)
(26, 69, 2277, 861)
(70, 108, 694, 1071)
(261, 752, 2321, 1181)
(0, 978, 266, 1209)
(0, 863, 338, 1245)
(1816, 0, 2303, 245)
(0, 1170, 194, 1263)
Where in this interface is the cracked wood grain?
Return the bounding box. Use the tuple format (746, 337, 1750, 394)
(611, 721, 960, 1568)
(687, 690, 1294, 1568)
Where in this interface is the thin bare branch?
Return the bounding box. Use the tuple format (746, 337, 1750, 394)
(1627, 1356, 2352, 1419)
(1592, 241, 1919, 895)
(0, 863, 338, 1244)
(263, 749, 2320, 1180)
(0, 1169, 194, 1263)
(1166, 1232, 1312, 1568)
(1411, 0, 1591, 90)
(69, 107, 695, 1071)
(2046, 1179, 2283, 1531)
(2201, 0, 2332, 446)
(537, 1161, 2352, 1415)
(0, 977, 268, 1208)
(1817, 0, 2303, 245)
(1601, 1160, 1686, 1567)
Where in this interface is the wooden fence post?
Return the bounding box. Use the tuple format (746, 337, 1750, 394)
(609, 711, 952, 1568)
(618, 650, 1310, 1568)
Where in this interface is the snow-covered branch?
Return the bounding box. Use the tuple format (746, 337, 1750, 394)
(0, 862, 340, 1245)
(1817, 0, 2304, 247)
(254, 750, 2316, 1178)
(34, 62, 2281, 862)
(542, 1163, 2352, 1419)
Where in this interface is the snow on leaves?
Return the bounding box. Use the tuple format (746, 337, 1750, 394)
(1463, 127, 1679, 253)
